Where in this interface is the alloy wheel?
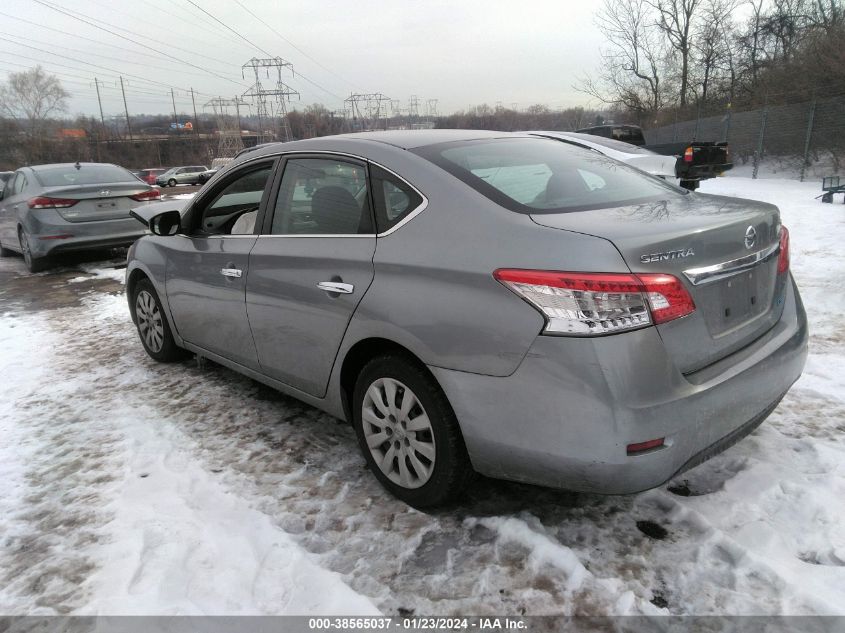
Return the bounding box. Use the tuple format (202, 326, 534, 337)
(362, 377, 436, 489)
(136, 290, 165, 353)
(19, 230, 31, 267)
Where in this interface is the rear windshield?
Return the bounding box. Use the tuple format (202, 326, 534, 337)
(414, 137, 683, 214)
(35, 164, 136, 187)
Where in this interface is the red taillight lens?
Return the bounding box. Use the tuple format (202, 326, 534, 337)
(683, 146, 694, 163)
(28, 196, 78, 209)
(777, 226, 790, 274)
(493, 270, 695, 336)
(637, 273, 697, 324)
(130, 189, 162, 201)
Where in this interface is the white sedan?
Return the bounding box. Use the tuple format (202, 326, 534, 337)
(529, 131, 678, 182)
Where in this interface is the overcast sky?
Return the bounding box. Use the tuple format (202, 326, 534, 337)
(0, 0, 605, 119)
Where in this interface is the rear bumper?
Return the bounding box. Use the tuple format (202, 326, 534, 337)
(431, 276, 808, 494)
(27, 214, 147, 258)
(678, 162, 734, 181)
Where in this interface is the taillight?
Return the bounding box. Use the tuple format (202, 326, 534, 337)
(777, 226, 790, 274)
(28, 196, 78, 209)
(683, 146, 694, 163)
(493, 269, 695, 336)
(130, 189, 162, 201)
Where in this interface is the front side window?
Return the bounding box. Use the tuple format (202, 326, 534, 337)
(270, 158, 371, 235)
(414, 137, 683, 214)
(194, 164, 273, 235)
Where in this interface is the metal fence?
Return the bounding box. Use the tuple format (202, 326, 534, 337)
(642, 93, 845, 180)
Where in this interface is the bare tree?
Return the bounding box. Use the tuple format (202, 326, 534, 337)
(0, 66, 69, 162)
(579, 0, 667, 113)
(647, 0, 703, 106)
(693, 0, 738, 103)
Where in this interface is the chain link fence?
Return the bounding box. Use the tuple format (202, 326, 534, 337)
(642, 91, 845, 181)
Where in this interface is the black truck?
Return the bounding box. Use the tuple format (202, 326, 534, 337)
(575, 124, 732, 191)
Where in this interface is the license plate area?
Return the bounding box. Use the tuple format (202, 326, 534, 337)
(699, 260, 776, 336)
(96, 201, 118, 209)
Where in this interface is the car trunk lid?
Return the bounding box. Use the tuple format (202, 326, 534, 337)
(530, 192, 788, 373)
(40, 183, 155, 222)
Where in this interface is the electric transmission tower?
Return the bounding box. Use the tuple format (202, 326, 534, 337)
(426, 99, 438, 118)
(343, 93, 392, 131)
(242, 57, 300, 143)
(204, 96, 248, 157)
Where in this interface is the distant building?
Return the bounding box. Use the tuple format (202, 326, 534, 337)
(58, 128, 87, 139)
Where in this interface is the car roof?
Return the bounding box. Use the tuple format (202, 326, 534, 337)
(245, 129, 525, 155)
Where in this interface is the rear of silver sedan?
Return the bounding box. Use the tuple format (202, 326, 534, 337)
(416, 137, 808, 494)
(21, 164, 159, 269)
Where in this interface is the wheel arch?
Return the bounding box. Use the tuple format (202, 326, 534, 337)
(338, 337, 437, 424)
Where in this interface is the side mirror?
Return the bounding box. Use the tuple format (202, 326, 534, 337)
(149, 210, 182, 236)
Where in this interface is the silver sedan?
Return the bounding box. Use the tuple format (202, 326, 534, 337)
(0, 163, 161, 272)
(125, 130, 807, 507)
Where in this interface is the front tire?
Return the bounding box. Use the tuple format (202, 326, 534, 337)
(131, 278, 186, 362)
(168, 178, 177, 187)
(352, 354, 472, 508)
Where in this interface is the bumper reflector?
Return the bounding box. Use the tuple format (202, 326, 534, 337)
(627, 438, 665, 455)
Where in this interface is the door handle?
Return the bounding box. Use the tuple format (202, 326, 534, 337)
(220, 267, 242, 278)
(317, 281, 354, 294)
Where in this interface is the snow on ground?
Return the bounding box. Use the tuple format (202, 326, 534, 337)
(0, 175, 843, 616)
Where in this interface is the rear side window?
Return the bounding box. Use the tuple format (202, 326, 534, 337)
(414, 138, 682, 214)
(370, 165, 424, 233)
(270, 158, 372, 235)
(35, 164, 135, 186)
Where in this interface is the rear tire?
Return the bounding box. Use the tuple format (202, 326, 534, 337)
(680, 179, 699, 191)
(352, 354, 472, 508)
(131, 278, 187, 362)
(18, 228, 49, 273)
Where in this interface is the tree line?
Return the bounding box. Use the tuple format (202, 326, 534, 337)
(581, 0, 845, 125)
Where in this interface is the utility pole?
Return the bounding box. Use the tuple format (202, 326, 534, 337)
(94, 77, 105, 128)
(119, 76, 132, 140)
(171, 88, 179, 130)
(93, 77, 105, 161)
(190, 88, 198, 133)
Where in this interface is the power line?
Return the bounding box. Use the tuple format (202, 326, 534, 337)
(0, 44, 215, 97)
(182, 0, 345, 104)
(31, 0, 246, 87)
(0, 31, 241, 82)
(184, 0, 274, 57)
(231, 0, 356, 91)
(0, 9, 241, 78)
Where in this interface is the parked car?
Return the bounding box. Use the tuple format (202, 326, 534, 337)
(0, 162, 161, 272)
(0, 171, 13, 196)
(197, 157, 235, 184)
(529, 131, 678, 180)
(156, 165, 208, 187)
(575, 124, 733, 190)
(125, 130, 807, 508)
(136, 168, 168, 186)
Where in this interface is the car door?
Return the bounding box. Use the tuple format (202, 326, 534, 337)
(246, 155, 377, 397)
(164, 158, 278, 368)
